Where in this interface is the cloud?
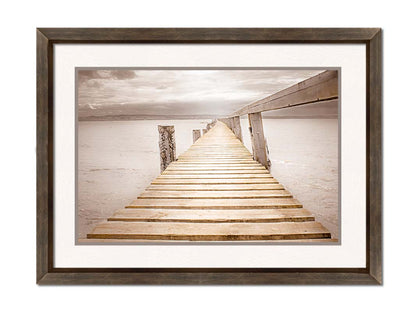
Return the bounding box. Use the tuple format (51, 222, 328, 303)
(77, 69, 325, 117)
(107, 70, 137, 80)
(78, 69, 137, 84)
(78, 70, 102, 84)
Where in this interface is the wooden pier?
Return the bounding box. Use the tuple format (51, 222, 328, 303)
(87, 121, 332, 241)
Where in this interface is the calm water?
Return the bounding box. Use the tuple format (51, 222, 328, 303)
(78, 119, 338, 239)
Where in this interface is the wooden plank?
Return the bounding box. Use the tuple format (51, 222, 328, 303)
(108, 208, 315, 222)
(180, 151, 249, 154)
(169, 161, 259, 165)
(165, 166, 265, 171)
(189, 143, 245, 146)
(80, 238, 338, 243)
(156, 174, 273, 179)
(177, 160, 253, 162)
(177, 158, 254, 160)
(80, 238, 337, 243)
(184, 147, 247, 150)
(182, 154, 250, 156)
(178, 156, 253, 160)
(146, 184, 285, 191)
(185, 147, 249, 151)
(186, 147, 246, 149)
(165, 168, 266, 172)
(193, 143, 242, 145)
(186, 150, 247, 152)
(185, 149, 248, 151)
(179, 150, 243, 152)
(139, 189, 291, 199)
(248, 112, 269, 169)
(186, 146, 247, 149)
(87, 221, 330, 240)
(162, 170, 269, 175)
(232, 70, 338, 116)
(183, 149, 249, 151)
(151, 178, 279, 184)
(181, 155, 250, 157)
(174, 158, 254, 162)
(171, 159, 258, 165)
(179, 152, 251, 155)
(126, 197, 302, 209)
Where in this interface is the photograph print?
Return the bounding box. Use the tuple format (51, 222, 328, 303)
(77, 68, 339, 243)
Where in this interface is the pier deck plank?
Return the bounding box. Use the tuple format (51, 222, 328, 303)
(146, 184, 285, 191)
(138, 189, 291, 199)
(87, 221, 331, 241)
(107, 208, 315, 223)
(127, 197, 302, 209)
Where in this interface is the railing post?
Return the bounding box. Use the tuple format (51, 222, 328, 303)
(248, 112, 269, 169)
(232, 116, 243, 142)
(193, 129, 201, 143)
(229, 117, 235, 131)
(158, 125, 176, 173)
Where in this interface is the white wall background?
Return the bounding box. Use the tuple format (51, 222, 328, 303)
(0, 1, 413, 311)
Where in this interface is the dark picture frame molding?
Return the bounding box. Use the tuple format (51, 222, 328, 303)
(36, 28, 382, 285)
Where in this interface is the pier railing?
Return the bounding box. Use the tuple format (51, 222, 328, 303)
(219, 70, 339, 169)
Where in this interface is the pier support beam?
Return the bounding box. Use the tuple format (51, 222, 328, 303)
(193, 129, 201, 143)
(158, 125, 176, 173)
(248, 112, 269, 169)
(232, 116, 243, 142)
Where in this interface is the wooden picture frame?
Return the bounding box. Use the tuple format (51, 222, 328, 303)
(37, 28, 382, 285)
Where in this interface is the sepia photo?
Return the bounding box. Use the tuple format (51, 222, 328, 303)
(77, 68, 339, 243)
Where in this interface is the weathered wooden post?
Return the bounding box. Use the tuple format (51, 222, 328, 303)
(248, 112, 269, 169)
(229, 117, 235, 131)
(158, 125, 176, 173)
(232, 116, 243, 142)
(226, 118, 233, 130)
(193, 129, 201, 143)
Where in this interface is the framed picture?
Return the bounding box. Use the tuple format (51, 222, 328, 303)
(37, 28, 382, 284)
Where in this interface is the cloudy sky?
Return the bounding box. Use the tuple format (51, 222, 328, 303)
(77, 69, 325, 118)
